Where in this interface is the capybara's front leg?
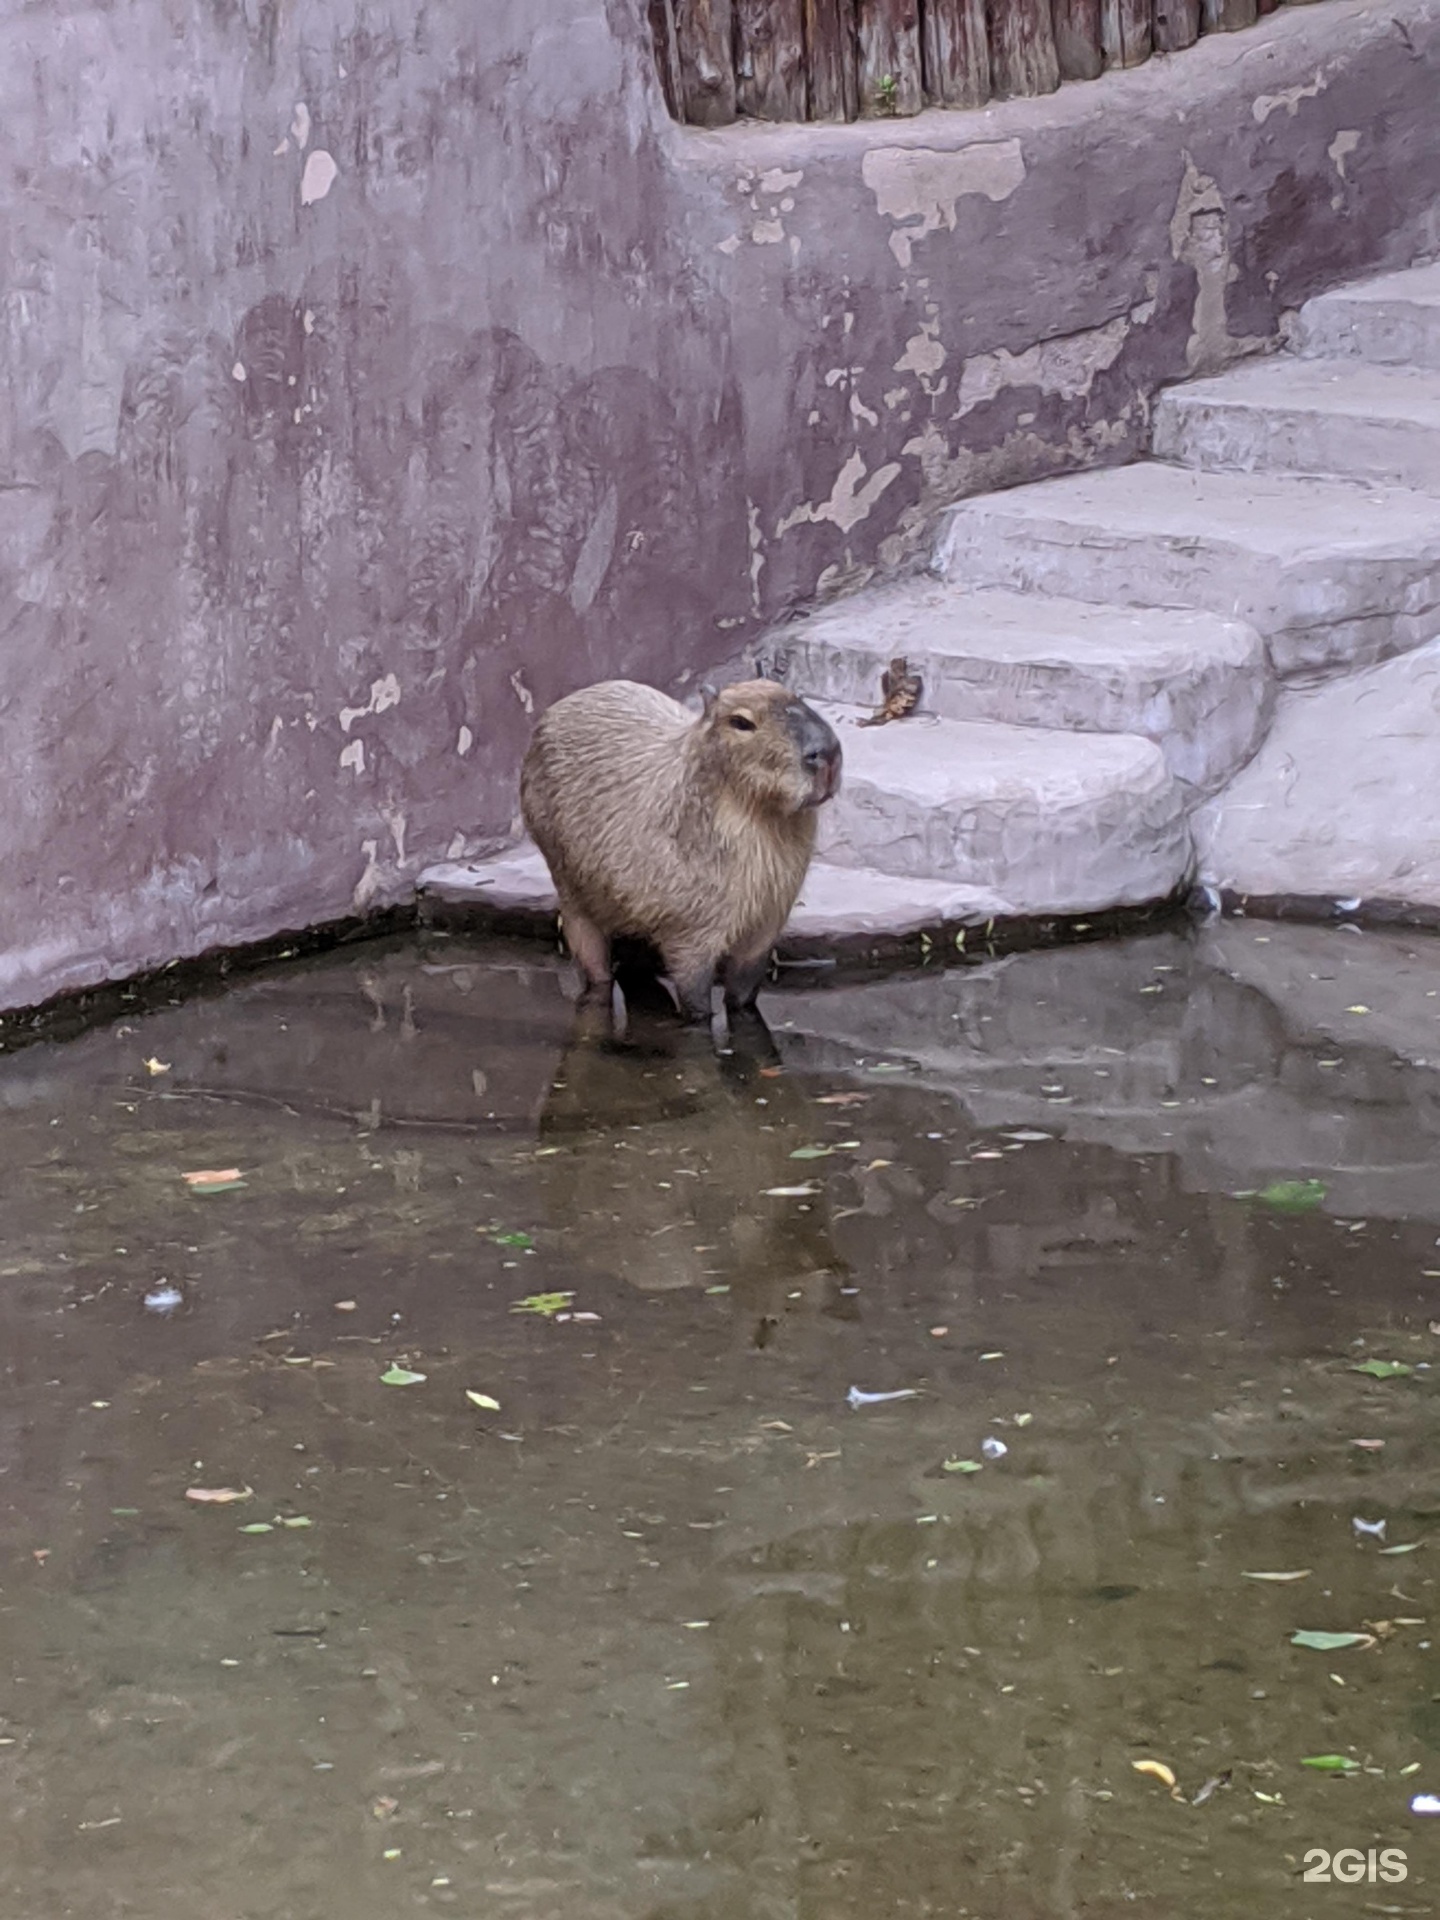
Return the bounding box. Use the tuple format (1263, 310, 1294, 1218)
(558, 898, 613, 1006)
(722, 934, 778, 1012)
(662, 941, 718, 1025)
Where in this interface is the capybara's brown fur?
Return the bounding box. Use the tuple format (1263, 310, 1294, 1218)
(520, 678, 841, 1020)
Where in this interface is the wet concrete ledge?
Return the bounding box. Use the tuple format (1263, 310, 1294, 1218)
(6, 875, 1440, 1057)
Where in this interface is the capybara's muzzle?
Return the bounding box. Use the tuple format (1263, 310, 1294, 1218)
(789, 701, 842, 807)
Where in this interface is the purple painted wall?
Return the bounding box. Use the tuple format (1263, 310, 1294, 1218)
(2, 0, 1436, 1011)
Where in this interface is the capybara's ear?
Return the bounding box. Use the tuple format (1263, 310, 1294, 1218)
(700, 683, 719, 717)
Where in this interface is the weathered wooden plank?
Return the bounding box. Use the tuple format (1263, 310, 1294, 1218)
(986, 0, 1060, 97)
(922, 0, 990, 106)
(647, 0, 685, 117)
(1152, 0, 1201, 52)
(674, 0, 737, 124)
(736, 0, 808, 119)
(856, 0, 923, 116)
(1202, 0, 1258, 28)
(1101, 0, 1151, 66)
(1052, 0, 1102, 79)
(804, 0, 860, 119)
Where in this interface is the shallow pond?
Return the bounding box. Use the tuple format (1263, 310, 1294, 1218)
(2, 919, 1438, 1918)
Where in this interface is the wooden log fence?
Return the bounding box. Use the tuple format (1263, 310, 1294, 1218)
(650, 0, 1322, 122)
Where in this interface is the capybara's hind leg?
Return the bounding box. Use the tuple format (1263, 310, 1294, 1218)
(558, 898, 612, 1006)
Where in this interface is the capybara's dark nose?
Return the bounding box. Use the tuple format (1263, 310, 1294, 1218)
(791, 704, 841, 766)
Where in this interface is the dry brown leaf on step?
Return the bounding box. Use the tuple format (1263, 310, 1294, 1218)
(857, 656, 923, 726)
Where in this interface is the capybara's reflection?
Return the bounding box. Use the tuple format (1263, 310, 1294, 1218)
(535, 993, 851, 1344)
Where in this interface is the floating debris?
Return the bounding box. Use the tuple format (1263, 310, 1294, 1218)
(846, 1386, 919, 1410)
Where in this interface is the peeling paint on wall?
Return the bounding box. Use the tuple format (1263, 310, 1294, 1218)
(776, 450, 903, 537)
(1169, 159, 1265, 375)
(300, 149, 339, 205)
(1329, 130, 1360, 180)
(895, 316, 946, 382)
(1252, 69, 1327, 124)
(953, 305, 1144, 419)
(861, 142, 1026, 269)
(340, 674, 402, 734)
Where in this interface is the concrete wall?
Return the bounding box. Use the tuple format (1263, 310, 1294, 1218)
(3, 0, 1438, 1011)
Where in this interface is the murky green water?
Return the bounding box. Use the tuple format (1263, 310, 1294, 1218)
(3, 921, 1438, 1918)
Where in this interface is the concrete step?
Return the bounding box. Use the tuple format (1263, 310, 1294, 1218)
(1296, 260, 1440, 369)
(933, 462, 1440, 682)
(771, 581, 1269, 793)
(418, 842, 1017, 941)
(1152, 356, 1440, 491)
(815, 703, 1191, 913)
(1192, 633, 1440, 917)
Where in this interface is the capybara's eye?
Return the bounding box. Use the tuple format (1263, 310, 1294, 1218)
(728, 713, 758, 733)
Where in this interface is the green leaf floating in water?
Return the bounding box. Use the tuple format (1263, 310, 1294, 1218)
(239, 1523, 274, 1534)
(1350, 1359, 1413, 1379)
(465, 1391, 501, 1412)
(380, 1365, 427, 1386)
(510, 1292, 574, 1317)
(1252, 1179, 1327, 1212)
(1300, 1754, 1360, 1772)
(1290, 1630, 1373, 1652)
(942, 1458, 983, 1474)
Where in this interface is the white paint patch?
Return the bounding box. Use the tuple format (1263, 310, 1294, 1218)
(510, 671, 535, 716)
(895, 320, 945, 379)
(747, 498, 765, 615)
(340, 673, 401, 733)
(1252, 69, 1325, 124)
(1328, 129, 1360, 180)
(290, 101, 311, 149)
(862, 142, 1026, 270)
(953, 311, 1133, 416)
(446, 831, 468, 860)
(232, 362, 247, 382)
(457, 725, 474, 755)
(752, 220, 785, 245)
(759, 167, 803, 194)
(300, 150, 339, 206)
(1169, 157, 1264, 374)
(268, 715, 285, 749)
(353, 839, 382, 909)
(716, 234, 742, 256)
(302, 309, 316, 335)
(777, 450, 902, 537)
(340, 739, 366, 775)
(382, 807, 407, 866)
(849, 391, 879, 427)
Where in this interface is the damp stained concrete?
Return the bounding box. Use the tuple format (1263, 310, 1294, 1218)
(2, 922, 1439, 1917)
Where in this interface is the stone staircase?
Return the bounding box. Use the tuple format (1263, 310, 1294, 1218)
(420, 258, 1440, 948)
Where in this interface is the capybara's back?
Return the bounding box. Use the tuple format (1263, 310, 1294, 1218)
(520, 678, 841, 1020)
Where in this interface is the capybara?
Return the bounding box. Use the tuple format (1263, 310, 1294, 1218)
(520, 678, 841, 1021)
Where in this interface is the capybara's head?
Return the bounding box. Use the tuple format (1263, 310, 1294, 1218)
(698, 680, 842, 814)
